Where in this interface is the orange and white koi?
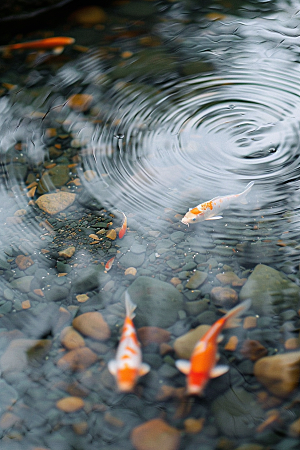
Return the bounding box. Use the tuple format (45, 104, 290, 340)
(181, 181, 254, 225)
(175, 299, 251, 395)
(105, 256, 115, 272)
(108, 292, 150, 392)
(0, 36, 75, 55)
(119, 212, 127, 239)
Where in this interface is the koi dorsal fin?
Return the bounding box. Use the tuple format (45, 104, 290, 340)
(125, 291, 137, 319)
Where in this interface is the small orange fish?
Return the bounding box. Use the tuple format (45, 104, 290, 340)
(108, 292, 150, 392)
(119, 212, 127, 239)
(0, 36, 75, 54)
(105, 256, 115, 272)
(181, 181, 254, 225)
(175, 299, 251, 395)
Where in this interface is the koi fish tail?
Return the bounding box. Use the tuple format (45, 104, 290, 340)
(125, 291, 137, 319)
(238, 181, 254, 204)
(224, 299, 251, 328)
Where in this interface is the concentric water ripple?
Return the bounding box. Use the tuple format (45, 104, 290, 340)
(82, 63, 300, 231)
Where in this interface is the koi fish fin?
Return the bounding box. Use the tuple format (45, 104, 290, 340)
(206, 216, 223, 220)
(210, 365, 229, 378)
(175, 359, 191, 375)
(217, 334, 224, 343)
(139, 363, 150, 376)
(239, 181, 254, 204)
(125, 291, 137, 319)
(224, 299, 251, 329)
(108, 360, 117, 376)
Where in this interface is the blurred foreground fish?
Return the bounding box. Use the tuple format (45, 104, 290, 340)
(119, 212, 127, 239)
(0, 36, 75, 55)
(181, 181, 254, 225)
(108, 292, 150, 392)
(175, 299, 251, 395)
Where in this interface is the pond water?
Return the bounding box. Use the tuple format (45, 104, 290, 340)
(0, 0, 300, 449)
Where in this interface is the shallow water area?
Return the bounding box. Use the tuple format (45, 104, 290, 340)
(0, 0, 300, 449)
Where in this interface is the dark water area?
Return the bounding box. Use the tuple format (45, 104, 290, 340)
(0, 1, 300, 449)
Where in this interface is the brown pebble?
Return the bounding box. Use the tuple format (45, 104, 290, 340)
(57, 347, 97, 371)
(0, 412, 21, 429)
(76, 294, 89, 303)
(22, 300, 31, 309)
(289, 416, 300, 437)
(106, 229, 117, 240)
(131, 418, 181, 450)
(33, 289, 44, 297)
(15, 255, 34, 270)
(216, 271, 242, 285)
(224, 335, 239, 351)
(170, 277, 181, 286)
(243, 316, 257, 329)
(89, 234, 99, 240)
(137, 327, 171, 346)
(285, 338, 300, 350)
(56, 396, 85, 412)
(69, 6, 107, 25)
(184, 417, 205, 434)
(104, 411, 125, 428)
(60, 326, 85, 350)
(254, 351, 300, 397)
(240, 339, 268, 362)
(36, 192, 76, 215)
(27, 186, 37, 198)
(156, 385, 176, 401)
(72, 421, 88, 435)
(125, 267, 137, 276)
(173, 325, 210, 359)
(72, 312, 111, 340)
(58, 246, 76, 258)
(210, 286, 238, 308)
(67, 94, 93, 112)
(160, 343, 173, 355)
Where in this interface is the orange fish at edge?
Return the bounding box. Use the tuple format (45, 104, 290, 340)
(0, 36, 75, 55)
(108, 292, 150, 392)
(175, 299, 251, 395)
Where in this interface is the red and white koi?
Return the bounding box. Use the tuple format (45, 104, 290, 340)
(175, 299, 251, 395)
(105, 256, 115, 272)
(119, 212, 127, 239)
(108, 292, 150, 392)
(0, 36, 75, 55)
(181, 181, 254, 225)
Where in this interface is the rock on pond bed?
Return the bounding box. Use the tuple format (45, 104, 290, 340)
(127, 276, 183, 328)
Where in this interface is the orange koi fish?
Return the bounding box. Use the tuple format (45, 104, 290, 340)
(108, 292, 150, 392)
(175, 299, 251, 395)
(181, 181, 254, 225)
(0, 37, 75, 54)
(119, 212, 127, 239)
(105, 256, 115, 272)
